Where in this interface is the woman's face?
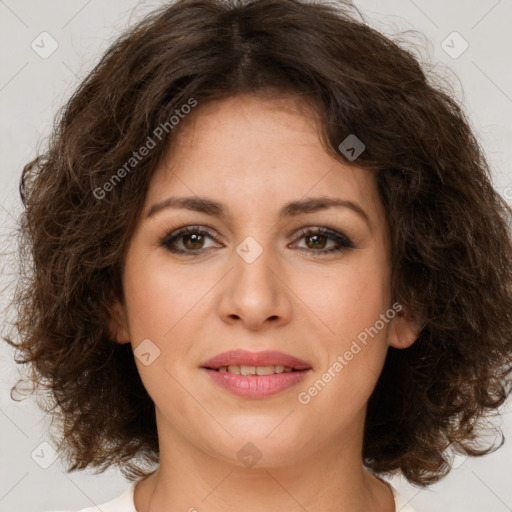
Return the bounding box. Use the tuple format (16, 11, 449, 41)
(111, 94, 417, 468)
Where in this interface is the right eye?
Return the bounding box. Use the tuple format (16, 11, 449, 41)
(160, 226, 223, 255)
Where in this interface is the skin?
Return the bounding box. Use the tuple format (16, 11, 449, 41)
(109, 93, 419, 512)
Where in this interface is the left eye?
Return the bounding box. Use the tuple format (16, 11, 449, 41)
(290, 227, 354, 255)
(160, 226, 354, 255)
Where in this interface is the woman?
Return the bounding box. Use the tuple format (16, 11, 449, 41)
(6, 0, 512, 510)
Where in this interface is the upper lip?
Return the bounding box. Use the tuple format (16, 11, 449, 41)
(202, 350, 312, 370)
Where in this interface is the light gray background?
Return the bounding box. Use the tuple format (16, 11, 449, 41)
(1, 1, 511, 511)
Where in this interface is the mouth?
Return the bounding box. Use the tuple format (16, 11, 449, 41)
(201, 349, 312, 399)
(212, 364, 302, 375)
(201, 349, 312, 372)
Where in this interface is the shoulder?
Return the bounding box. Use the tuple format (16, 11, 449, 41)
(44, 481, 137, 512)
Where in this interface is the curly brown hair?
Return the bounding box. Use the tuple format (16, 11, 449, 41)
(5, 0, 512, 486)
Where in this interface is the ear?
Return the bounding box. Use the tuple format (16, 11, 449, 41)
(107, 298, 131, 344)
(387, 304, 421, 349)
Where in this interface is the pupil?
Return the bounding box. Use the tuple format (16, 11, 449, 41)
(306, 234, 326, 249)
(184, 233, 203, 250)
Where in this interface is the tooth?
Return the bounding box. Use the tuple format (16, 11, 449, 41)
(256, 365, 275, 376)
(240, 365, 256, 375)
(220, 365, 297, 375)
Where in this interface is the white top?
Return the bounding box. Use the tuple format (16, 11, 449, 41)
(48, 479, 416, 512)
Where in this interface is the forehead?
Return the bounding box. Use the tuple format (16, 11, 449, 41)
(144, 94, 385, 229)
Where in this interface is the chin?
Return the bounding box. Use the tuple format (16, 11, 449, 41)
(202, 419, 313, 468)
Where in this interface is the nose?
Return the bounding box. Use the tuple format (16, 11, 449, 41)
(217, 240, 293, 331)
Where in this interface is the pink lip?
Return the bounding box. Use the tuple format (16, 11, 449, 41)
(201, 350, 312, 399)
(203, 369, 311, 399)
(201, 349, 311, 370)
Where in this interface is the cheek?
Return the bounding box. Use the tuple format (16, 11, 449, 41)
(297, 276, 391, 424)
(294, 249, 391, 404)
(122, 258, 198, 412)
(121, 251, 207, 385)
(122, 252, 198, 342)
(293, 253, 391, 343)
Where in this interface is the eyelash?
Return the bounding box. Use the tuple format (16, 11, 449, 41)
(159, 225, 355, 256)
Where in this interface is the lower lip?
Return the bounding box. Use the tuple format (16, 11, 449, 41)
(202, 368, 311, 399)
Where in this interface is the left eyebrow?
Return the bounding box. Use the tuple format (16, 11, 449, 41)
(278, 196, 370, 226)
(146, 195, 370, 226)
